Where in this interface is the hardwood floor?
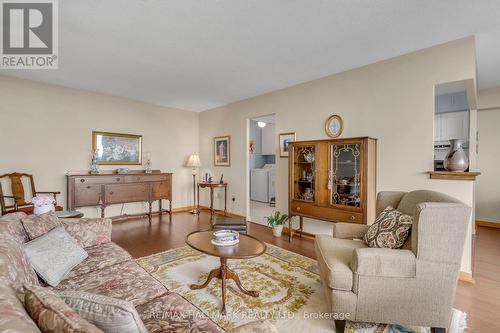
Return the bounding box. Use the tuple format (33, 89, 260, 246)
(112, 211, 500, 333)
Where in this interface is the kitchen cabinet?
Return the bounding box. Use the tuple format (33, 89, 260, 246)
(434, 110, 469, 142)
(435, 92, 468, 113)
(261, 123, 276, 155)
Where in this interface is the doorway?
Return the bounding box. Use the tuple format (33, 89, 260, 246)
(247, 114, 276, 225)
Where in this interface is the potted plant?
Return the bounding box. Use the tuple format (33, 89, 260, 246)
(265, 211, 289, 237)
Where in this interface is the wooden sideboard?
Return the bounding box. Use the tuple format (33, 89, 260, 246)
(67, 171, 172, 223)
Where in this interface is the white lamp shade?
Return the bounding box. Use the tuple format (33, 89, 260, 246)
(186, 154, 202, 168)
(257, 121, 266, 128)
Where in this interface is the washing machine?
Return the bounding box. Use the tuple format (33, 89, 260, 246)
(250, 164, 275, 203)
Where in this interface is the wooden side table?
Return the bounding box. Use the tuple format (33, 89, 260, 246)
(197, 182, 228, 216)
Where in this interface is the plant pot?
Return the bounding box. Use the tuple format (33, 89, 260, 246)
(272, 225, 283, 237)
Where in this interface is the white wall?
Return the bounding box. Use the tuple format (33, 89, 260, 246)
(198, 37, 477, 273)
(0, 75, 199, 217)
(476, 87, 500, 223)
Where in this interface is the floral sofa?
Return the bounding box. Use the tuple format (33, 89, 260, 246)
(0, 212, 224, 333)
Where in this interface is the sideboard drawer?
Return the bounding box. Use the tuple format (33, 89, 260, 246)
(74, 184, 102, 207)
(124, 174, 168, 183)
(75, 176, 124, 184)
(105, 183, 150, 204)
(291, 201, 363, 224)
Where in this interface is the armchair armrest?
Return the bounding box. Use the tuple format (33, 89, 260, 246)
(60, 217, 112, 248)
(1, 195, 22, 199)
(0, 195, 21, 211)
(35, 191, 61, 200)
(350, 247, 416, 278)
(332, 223, 370, 239)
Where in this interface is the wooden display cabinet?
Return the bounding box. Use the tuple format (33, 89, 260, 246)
(288, 137, 376, 240)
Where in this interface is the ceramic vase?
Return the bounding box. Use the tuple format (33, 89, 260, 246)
(444, 139, 468, 172)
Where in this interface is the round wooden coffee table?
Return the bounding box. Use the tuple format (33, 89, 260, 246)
(186, 230, 266, 315)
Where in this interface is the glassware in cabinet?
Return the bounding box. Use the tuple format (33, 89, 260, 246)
(292, 145, 317, 202)
(329, 142, 363, 208)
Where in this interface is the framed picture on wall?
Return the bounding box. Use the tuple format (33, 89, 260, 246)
(92, 131, 142, 165)
(279, 132, 296, 158)
(214, 136, 230, 166)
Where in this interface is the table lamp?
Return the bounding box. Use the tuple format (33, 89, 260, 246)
(186, 154, 202, 214)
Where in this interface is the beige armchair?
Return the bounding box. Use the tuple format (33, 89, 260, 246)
(314, 190, 471, 333)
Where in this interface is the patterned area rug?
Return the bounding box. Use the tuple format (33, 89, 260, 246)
(136, 244, 466, 333)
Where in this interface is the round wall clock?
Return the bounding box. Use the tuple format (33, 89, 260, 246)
(325, 115, 343, 138)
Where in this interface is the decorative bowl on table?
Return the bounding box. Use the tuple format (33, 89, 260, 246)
(211, 230, 239, 246)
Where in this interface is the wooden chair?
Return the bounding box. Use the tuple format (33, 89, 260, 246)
(0, 172, 62, 216)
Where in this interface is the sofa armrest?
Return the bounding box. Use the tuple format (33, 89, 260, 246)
(60, 217, 112, 248)
(332, 223, 370, 239)
(350, 247, 416, 278)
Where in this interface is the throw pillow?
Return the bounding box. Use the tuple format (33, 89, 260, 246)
(58, 291, 148, 333)
(363, 206, 413, 249)
(21, 211, 62, 240)
(23, 227, 88, 287)
(24, 284, 103, 333)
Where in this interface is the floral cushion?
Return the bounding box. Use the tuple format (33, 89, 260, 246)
(60, 218, 112, 248)
(136, 292, 225, 333)
(58, 291, 148, 333)
(51, 261, 167, 307)
(0, 232, 39, 293)
(24, 284, 103, 333)
(0, 212, 29, 243)
(23, 227, 88, 287)
(0, 284, 41, 333)
(363, 206, 413, 249)
(21, 212, 61, 240)
(63, 242, 132, 281)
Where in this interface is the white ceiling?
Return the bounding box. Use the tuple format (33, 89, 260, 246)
(2, 0, 500, 111)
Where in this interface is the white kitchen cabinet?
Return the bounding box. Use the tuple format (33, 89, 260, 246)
(434, 114, 442, 141)
(435, 92, 469, 113)
(434, 110, 469, 143)
(261, 123, 276, 155)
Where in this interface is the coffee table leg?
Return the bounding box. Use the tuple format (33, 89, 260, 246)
(221, 258, 227, 315)
(226, 267, 259, 297)
(190, 267, 221, 290)
(189, 257, 259, 315)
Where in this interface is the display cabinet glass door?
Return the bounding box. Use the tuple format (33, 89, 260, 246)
(292, 145, 316, 202)
(329, 143, 363, 208)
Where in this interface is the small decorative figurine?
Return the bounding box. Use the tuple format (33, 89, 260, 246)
(144, 152, 152, 173)
(90, 149, 99, 174)
(219, 174, 224, 184)
(208, 174, 213, 183)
